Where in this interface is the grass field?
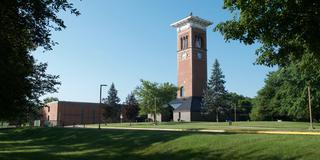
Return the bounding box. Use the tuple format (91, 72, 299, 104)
(1, 127, 320, 160)
(90, 121, 320, 132)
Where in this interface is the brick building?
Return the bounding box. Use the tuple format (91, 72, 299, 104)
(169, 14, 212, 121)
(42, 101, 104, 126)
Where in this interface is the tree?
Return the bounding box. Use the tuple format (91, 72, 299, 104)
(122, 93, 139, 124)
(250, 71, 285, 121)
(216, 0, 320, 124)
(251, 62, 320, 121)
(43, 97, 59, 104)
(134, 80, 177, 122)
(202, 59, 229, 122)
(0, 1, 79, 124)
(227, 92, 253, 121)
(215, 0, 320, 67)
(103, 83, 120, 107)
(102, 83, 121, 122)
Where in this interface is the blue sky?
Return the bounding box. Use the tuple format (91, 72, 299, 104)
(34, 0, 275, 103)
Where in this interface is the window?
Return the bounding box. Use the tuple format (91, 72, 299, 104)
(47, 115, 50, 121)
(180, 86, 185, 97)
(185, 36, 188, 49)
(195, 35, 202, 48)
(182, 37, 185, 49)
(48, 106, 50, 112)
(181, 35, 189, 50)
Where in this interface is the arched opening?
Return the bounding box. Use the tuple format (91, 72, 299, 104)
(186, 35, 188, 48)
(195, 35, 202, 48)
(180, 86, 185, 97)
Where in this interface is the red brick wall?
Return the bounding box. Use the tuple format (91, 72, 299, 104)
(42, 102, 58, 126)
(176, 27, 207, 98)
(42, 101, 105, 126)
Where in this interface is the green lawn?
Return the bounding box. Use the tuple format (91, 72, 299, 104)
(1, 127, 320, 160)
(91, 121, 320, 132)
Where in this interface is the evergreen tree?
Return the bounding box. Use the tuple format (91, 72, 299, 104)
(125, 93, 139, 106)
(122, 93, 139, 124)
(202, 59, 228, 122)
(102, 83, 120, 122)
(104, 83, 120, 107)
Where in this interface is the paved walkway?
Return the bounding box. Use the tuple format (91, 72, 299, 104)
(85, 126, 320, 135)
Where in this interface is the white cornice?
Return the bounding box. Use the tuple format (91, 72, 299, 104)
(171, 15, 212, 31)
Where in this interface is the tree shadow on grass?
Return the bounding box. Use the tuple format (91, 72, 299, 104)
(140, 148, 303, 160)
(0, 128, 309, 160)
(0, 128, 188, 160)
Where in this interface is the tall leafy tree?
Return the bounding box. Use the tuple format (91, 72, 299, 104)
(122, 93, 139, 124)
(202, 59, 228, 122)
(0, 0, 79, 124)
(215, 0, 320, 67)
(251, 63, 320, 121)
(251, 71, 288, 121)
(134, 80, 177, 121)
(216, 0, 320, 123)
(103, 83, 121, 122)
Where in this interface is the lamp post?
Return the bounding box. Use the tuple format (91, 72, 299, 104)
(99, 84, 107, 130)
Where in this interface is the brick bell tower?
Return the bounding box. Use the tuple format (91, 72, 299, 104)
(171, 13, 212, 99)
(170, 13, 212, 122)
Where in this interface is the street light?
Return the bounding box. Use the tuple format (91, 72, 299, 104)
(99, 84, 107, 130)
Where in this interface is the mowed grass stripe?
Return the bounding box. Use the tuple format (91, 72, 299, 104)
(86, 121, 320, 133)
(86, 126, 320, 135)
(1, 128, 320, 160)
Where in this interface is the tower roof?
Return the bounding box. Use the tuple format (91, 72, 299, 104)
(171, 14, 212, 31)
(169, 96, 202, 112)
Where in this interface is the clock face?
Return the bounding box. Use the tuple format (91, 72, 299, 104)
(182, 52, 187, 60)
(197, 52, 202, 60)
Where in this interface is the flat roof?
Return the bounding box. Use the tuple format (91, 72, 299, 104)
(171, 15, 212, 28)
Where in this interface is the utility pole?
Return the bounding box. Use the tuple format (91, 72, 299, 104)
(234, 103, 237, 123)
(154, 97, 157, 125)
(308, 84, 314, 129)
